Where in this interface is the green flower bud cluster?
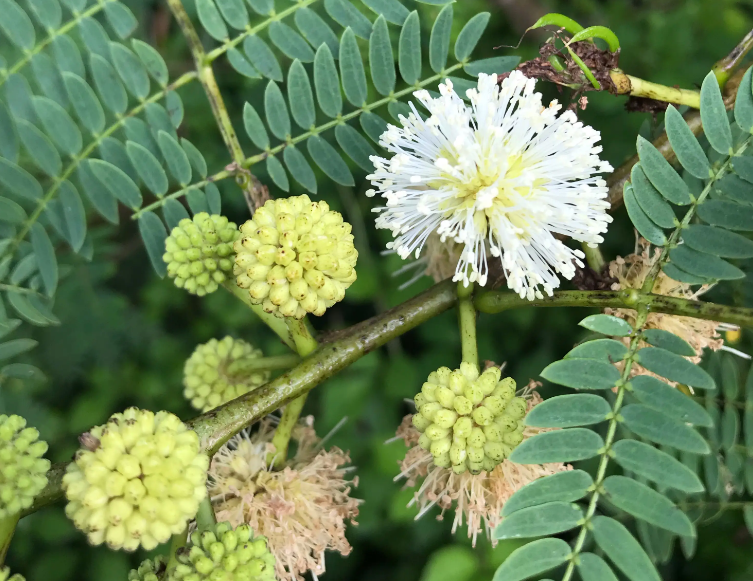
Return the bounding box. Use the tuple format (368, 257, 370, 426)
(163, 213, 240, 296)
(0, 567, 24, 581)
(234, 195, 358, 319)
(0, 414, 50, 518)
(63, 408, 209, 552)
(170, 522, 276, 581)
(412, 363, 528, 475)
(183, 337, 269, 412)
(128, 557, 166, 581)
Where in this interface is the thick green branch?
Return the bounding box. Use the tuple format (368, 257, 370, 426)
(474, 289, 753, 329)
(609, 72, 700, 108)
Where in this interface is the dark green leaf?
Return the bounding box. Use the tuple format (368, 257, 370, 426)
(243, 103, 270, 150)
(578, 553, 618, 581)
(0, 197, 26, 224)
(704, 453, 721, 494)
(0, 0, 35, 49)
(734, 67, 753, 132)
(246, 0, 272, 15)
(493, 502, 582, 540)
(492, 539, 571, 581)
(637, 138, 692, 205)
(662, 263, 707, 284)
(100, 136, 139, 184)
(701, 71, 732, 154)
(33, 96, 82, 156)
(110, 42, 150, 99)
(16, 118, 62, 177)
(0, 103, 19, 162)
(324, 0, 372, 39)
(90, 53, 128, 115)
(283, 146, 317, 193)
(464, 56, 520, 76)
(630, 375, 712, 427)
(361, 112, 388, 143)
(565, 339, 628, 364)
(243, 35, 282, 82)
(163, 198, 190, 230)
(525, 393, 610, 428)
(27, 0, 61, 28)
(715, 173, 753, 205)
(264, 81, 291, 141)
(52, 34, 85, 77)
(215, 0, 248, 30)
(123, 115, 160, 155)
(399, 11, 421, 85)
(722, 404, 739, 451)
(340, 28, 368, 106)
(611, 440, 704, 493)
(78, 161, 118, 224)
(165, 88, 185, 127)
(205, 183, 221, 214)
(145, 102, 176, 140)
(30, 224, 58, 297)
(455, 13, 490, 62)
(62, 73, 105, 135)
(508, 428, 604, 464)
(196, 0, 229, 40)
(592, 517, 661, 581)
(104, 2, 137, 39)
(623, 184, 667, 246)
(10, 255, 38, 286)
(90, 159, 142, 209)
(603, 475, 694, 536)
(266, 155, 289, 191)
(369, 16, 395, 97)
(314, 44, 343, 118)
(269, 21, 315, 62)
(637, 347, 716, 389)
(186, 190, 209, 215)
(0, 362, 45, 381)
(669, 244, 744, 280)
(138, 212, 168, 277)
(621, 404, 710, 454)
(540, 358, 621, 390)
(7, 292, 54, 326)
(682, 224, 753, 258)
(579, 314, 633, 337)
(181, 139, 207, 178)
(59, 180, 86, 252)
(429, 3, 453, 73)
(307, 135, 354, 186)
(157, 132, 192, 186)
(227, 48, 261, 78)
(641, 329, 695, 356)
(131, 39, 169, 86)
(78, 17, 111, 60)
(335, 123, 377, 172)
(126, 141, 168, 197)
(502, 470, 593, 517)
(631, 165, 677, 228)
(733, 155, 753, 183)
(288, 60, 316, 130)
(697, 199, 753, 230)
(5, 73, 37, 124)
(0, 158, 43, 201)
(388, 100, 412, 121)
(295, 8, 339, 57)
(744, 506, 753, 536)
(665, 105, 711, 179)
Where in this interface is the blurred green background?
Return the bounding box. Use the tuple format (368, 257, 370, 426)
(2, 0, 753, 579)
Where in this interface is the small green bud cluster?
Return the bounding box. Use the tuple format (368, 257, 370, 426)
(412, 363, 528, 474)
(170, 522, 276, 581)
(128, 557, 166, 581)
(183, 336, 269, 412)
(0, 567, 24, 581)
(234, 195, 358, 319)
(0, 414, 50, 518)
(63, 408, 209, 551)
(163, 213, 240, 296)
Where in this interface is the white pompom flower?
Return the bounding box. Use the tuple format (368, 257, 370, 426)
(366, 71, 614, 299)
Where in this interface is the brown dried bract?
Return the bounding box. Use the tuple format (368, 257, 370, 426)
(572, 264, 617, 291)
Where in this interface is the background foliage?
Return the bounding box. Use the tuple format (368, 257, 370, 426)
(2, 0, 753, 580)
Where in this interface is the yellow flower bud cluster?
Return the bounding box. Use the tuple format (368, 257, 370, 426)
(183, 337, 269, 412)
(128, 557, 166, 581)
(163, 213, 240, 296)
(63, 408, 209, 551)
(171, 522, 276, 581)
(234, 195, 358, 319)
(0, 567, 24, 581)
(0, 414, 50, 518)
(411, 363, 528, 474)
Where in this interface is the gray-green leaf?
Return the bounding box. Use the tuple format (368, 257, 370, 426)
(502, 470, 593, 517)
(196, 0, 229, 41)
(266, 155, 289, 191)
(611, 440, 704, 493)
(697, 199, 753, 230)
(215, 0, 248, 30)
(399, 11, 421, 85)
(283, 146, 317, 193)
(131, 39, 169, 86)
(592, 516, 660, 581)
(637, 347, 716, 389)
(104, 2, 137, 39)
(631, 165, 676, 228)
(90, 54, 128, 115)
(335, 123, 377, 172)
(579, 314, 633, 337)
(243, 103, 270, 150)
(269, 21, 315, 62)
(637, 138, 692, 205)
(62, 73, 105, 135)
(30, 223, 57, 297)
(578, 553, 618, 581)
(157, 131, 192, 185)
(492, 538, 571, 581)
(295, 8, 339, 57)
(0, 158, 43, 201)
(59, 180, 86, 252)
(525, 394, 610, 428)
(362, 0, 409, 24)
(307, 136, 354, 186)
(33, 96, 82, 156)
(621, 404, 710, 454)
(700, 71, 732, 155)
(138, 211, 168, 277)
(669, 244, 744, 280)
(565, 339, 628, 363)
(0, 338, 38, 361)
(454, 13, 490, 62)
(493, 502, 582, 540)
(288, 60, 316, 130)
(630, 375, 712, 427)
(340, 28, 368, 106)
(623, 183, 667, 245)
(17, 119, 62, 177)
(540, 358, 621, 390)
(90, 159, 142, 209)
(665, 105, 711, 179)
(682, 224, 753, 258)
(0, 0, 35, 50)
(314, 44, 343, 118)
(264, 81, 291, 141)
(369, 16, 395, 97)
(508, 428, 604, 464)
(126, 141, 168, 197)
(429, 3, 452, 73)
(78, 161, 119, 223)
(110, 42, 150, 100)
(324, 0, 372, 39)
(182, 139, 208, 178)
(243, 35, 282, 82)
(734, 66, 753, 132)
(641, 329, 696, 356)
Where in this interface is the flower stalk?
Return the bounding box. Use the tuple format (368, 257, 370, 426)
(0, 514, 19, 564)
(195, 498, 217, 533)
(457, 282, 478, 367)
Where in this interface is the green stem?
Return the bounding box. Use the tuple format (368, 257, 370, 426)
(225, 353, 301, 375)
(222, 283, 296, 350)
(0, 71, 199, 260)
(713, 29, 753, 86)
(581, 244, 605, 272)
(132, 169, 233, 219)
(243, 63, 466, 168)
(609, 72, 701, 108)
(205, 0, 320, 63)
(0, 284, 42, 295)
(0, 0, 112, 88)
(268, 319, 319, 468)
(457, 281, 478, 367)
(195, 497, 216, 532)
(0, 513, 19, 565)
